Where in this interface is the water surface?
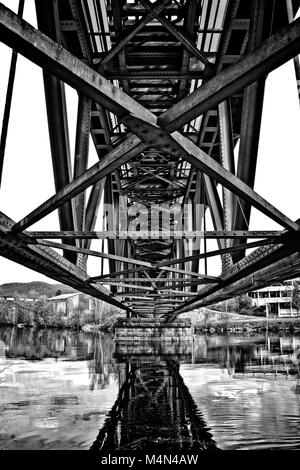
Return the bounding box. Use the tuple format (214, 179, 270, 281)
(0, 327, 300, 450)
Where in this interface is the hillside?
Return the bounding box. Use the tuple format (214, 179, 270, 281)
(0, 281, 77, 299)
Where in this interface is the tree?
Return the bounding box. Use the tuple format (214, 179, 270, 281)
(55, 289, 62, 296)
(210, 294, 253, 314)
(236, 294, 253, 313)
(292, 282, 300, 315)
(28, 289, 40, 299)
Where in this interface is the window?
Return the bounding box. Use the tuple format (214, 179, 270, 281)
(259, 292, 269, 298)
(279, 302, 290, 310)
(281, 290, 291, 297)
(270, 291, 280, 297)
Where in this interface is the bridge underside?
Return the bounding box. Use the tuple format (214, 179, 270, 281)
(0, 0, 300, 317)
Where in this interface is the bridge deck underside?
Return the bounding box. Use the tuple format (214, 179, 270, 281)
(0, 0, 300, 317)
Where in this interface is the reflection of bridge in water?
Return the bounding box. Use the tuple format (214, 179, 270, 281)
(1, 327, 300, 449)
(90, 335, 300, 453)
(90, 356, 217, 453)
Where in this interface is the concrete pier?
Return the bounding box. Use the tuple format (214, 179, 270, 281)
(115, 317, 192, 346)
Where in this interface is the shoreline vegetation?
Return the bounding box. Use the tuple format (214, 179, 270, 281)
(0, 298, 120, 332)
(1, 283, 300, 335)
(193, 312, 300, 335)
(1, 298, 300, 335)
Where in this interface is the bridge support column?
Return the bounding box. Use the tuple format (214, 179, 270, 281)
(115, 318, 192, 356)
(115, 317, 192, 344)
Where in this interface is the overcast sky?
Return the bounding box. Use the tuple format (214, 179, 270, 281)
(0, 0, 299, 284)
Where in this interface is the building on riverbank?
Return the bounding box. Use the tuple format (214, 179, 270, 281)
(48, 293, 126, 325)
(248, 281, 299, 317)
(48, 293, 98, 323)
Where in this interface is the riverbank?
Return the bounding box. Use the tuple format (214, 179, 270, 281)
(2, 299, 300, 335)
(192, 309, 300, 334)
(0, 299, 120, 331)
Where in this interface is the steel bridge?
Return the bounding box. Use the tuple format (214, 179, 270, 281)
(1, 0, 300, 318)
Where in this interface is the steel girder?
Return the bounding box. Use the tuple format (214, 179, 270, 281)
(1, 1, 300, 316)
(35, 0, 78, 264)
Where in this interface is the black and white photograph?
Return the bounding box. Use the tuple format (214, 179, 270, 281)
(0, 0, 300, 460)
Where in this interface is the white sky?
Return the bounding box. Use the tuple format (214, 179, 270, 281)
(0, 0, 299, 284)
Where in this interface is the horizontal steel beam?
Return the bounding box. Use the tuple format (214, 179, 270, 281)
(1, 5, 297, 233)
(114, 295, 154, 300)
(105, 72, 205, 79)
(26, 230, 284, 239)
(101, 283, 155, 291)
(96, 276, 218, 283)
(33, 239, 153, 268)
(91, 264, 220, 281)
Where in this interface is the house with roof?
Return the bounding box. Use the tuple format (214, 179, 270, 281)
(248, 281, 299, 317)
(48, 292, 98, 323)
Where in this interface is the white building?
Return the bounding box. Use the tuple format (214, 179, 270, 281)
(248, 282, 299, 317)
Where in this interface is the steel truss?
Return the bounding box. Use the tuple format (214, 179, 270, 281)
(0, 0, 300, 317)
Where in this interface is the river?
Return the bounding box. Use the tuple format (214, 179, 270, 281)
(0, 327, 300, 451)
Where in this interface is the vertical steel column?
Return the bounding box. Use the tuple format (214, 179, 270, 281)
(73, 94, 91, 271)
(104, 175, 117, 292)
(203, 175, 224, 241)
(178, 0, 198, 99)
(84, 178, 106, 250)
(74, 95, 91, 232)
(109, 0, 131, 95)
(218, 99, 235, 230)
(203, 203, 208, 276)
(218, 98, 235, 268)
(204, 174, 234, 273)
(286, 0, 300, 98)
(183, 196, 194, 273)
(0, 0, 24, 188)
(113, 192, 123, 274)
(232, 0, 268, 262)
(35, 0, 77, 263)
(81, 177, 106, 274)
(191, 171, 204, 284)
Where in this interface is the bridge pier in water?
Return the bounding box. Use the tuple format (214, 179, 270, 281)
(115, 317, 192, 348)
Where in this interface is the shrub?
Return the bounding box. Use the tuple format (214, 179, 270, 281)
(0, 300, 35, 326)
(99, 309, 118, 331)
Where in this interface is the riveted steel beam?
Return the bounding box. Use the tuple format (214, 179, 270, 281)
(25, 230, 284, 240)
(1, 5, 297, 233)
(232, 0, 268, 262)
(73, 94, 92, 233)
(35, 0, 77, 263)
